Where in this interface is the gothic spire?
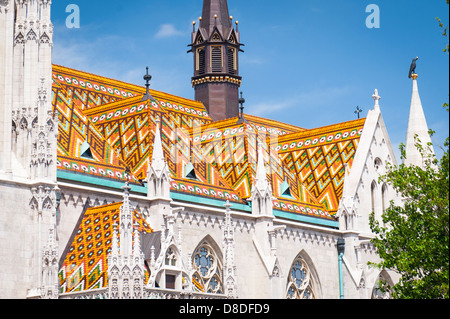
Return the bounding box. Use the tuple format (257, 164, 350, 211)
(119, 182, 133, 256)
(254, 143, 269, 194)
(404, 74, 435, 168)
(151, 117, 165, 174)
(251, 143, 274, 217)
(147, 116, 171, 199)
(200, 0, 232, 37)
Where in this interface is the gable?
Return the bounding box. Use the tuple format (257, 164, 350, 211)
(52, 79, 131, 183)
(58, 202, 153, 294)
(276, 118, 366, 215)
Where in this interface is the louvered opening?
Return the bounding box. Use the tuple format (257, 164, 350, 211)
(227, 48, 235, 75)
(211, 47, 222, 73)
(198, 49, 206, 75)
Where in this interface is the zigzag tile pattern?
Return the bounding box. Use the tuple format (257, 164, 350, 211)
(76, 70, 242, 203)
(52, 64, 143, 110)
(195, 117, 332, 218)
(52, 78, 129, 181)
(58, 203, 153, 293)
(52, 64, 364, 220)
(277, 119, 366, 214)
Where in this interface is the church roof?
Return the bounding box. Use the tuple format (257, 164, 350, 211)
(193, 116, 333, 219)
(53, 65, 244, 205)
(58, 202, 153, 294)
(52, 71, 131, 183)
(277, 118, 366, 214)
(52, 64, 365, 224)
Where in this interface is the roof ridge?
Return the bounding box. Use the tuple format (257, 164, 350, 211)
(278, 118, 366, 141)
(244, 114, 306, 131)
(87, 201, 123, 212)
(82, 95, 145, 116)
(53, 64, 206, 108)
(53, 64, 144, 93)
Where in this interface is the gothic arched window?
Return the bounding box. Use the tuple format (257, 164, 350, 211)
(165, 247, 177, 266)
(371, 180, 377, 214)
(374, 157, 382, 172)
(192, 242, 223, 294)
(372, 271, 392, 299)
(381, 183, 388, 214)
(286, 255, 315, 299)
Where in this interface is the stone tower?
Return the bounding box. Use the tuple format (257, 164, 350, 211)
(189, 0, 243, 121)
(0, 0, 55, 180)
(0, 0, 57, 299)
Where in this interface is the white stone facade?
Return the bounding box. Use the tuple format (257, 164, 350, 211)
(1, 0, 433, 300)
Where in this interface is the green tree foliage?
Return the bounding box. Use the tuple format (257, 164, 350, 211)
(370, 0, 449, 300)
(436, 0, 449, 53)
(369, 136, 449, 299)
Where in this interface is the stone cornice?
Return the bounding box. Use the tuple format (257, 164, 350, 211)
(192, 75, 242, 87)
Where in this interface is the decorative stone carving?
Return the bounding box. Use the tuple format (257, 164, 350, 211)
(222, 201, 237, 298)
(147, 206, 193, 293)
(107, 183, 146, 299)
(30, 185, 54, 215)
(0, 0, 10, 14)
(41, 226, 59, 299)
(251, 143, 273, 217)
(147, 117, 171, 200)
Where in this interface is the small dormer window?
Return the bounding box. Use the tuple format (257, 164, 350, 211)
(185, 162, 198, 180)
(80, 140, 94, 160)
(280, 180, 292, 198)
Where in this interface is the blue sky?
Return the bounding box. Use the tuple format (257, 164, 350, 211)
(51, 0, 449, 161)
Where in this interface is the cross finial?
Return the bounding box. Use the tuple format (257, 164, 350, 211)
(372, 89, 381, 109)
(142, 66, 153, 101)
(354, 106, 363, 119)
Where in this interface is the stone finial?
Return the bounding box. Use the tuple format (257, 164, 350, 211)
(372, 89, 381, 109)
(254, 143, 269, 194)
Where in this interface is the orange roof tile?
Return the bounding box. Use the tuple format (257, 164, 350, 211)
(52, 64, 363, 221)
(276, 118, 366, 214)
(58, 202, 153, 293)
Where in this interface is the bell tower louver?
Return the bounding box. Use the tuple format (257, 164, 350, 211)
(189, 0, 243, 121)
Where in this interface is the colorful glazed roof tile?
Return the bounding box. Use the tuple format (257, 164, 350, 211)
(52, 64, 143, 109)
(52, 64, 365, 221)
(52, 76, 131, 182)
(53, 65, 243, 204)
(58, 202, 153, 294)
(276, 118, 366, 215)
(243, 114, 306, 135)
(193, 116, 334, 219)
